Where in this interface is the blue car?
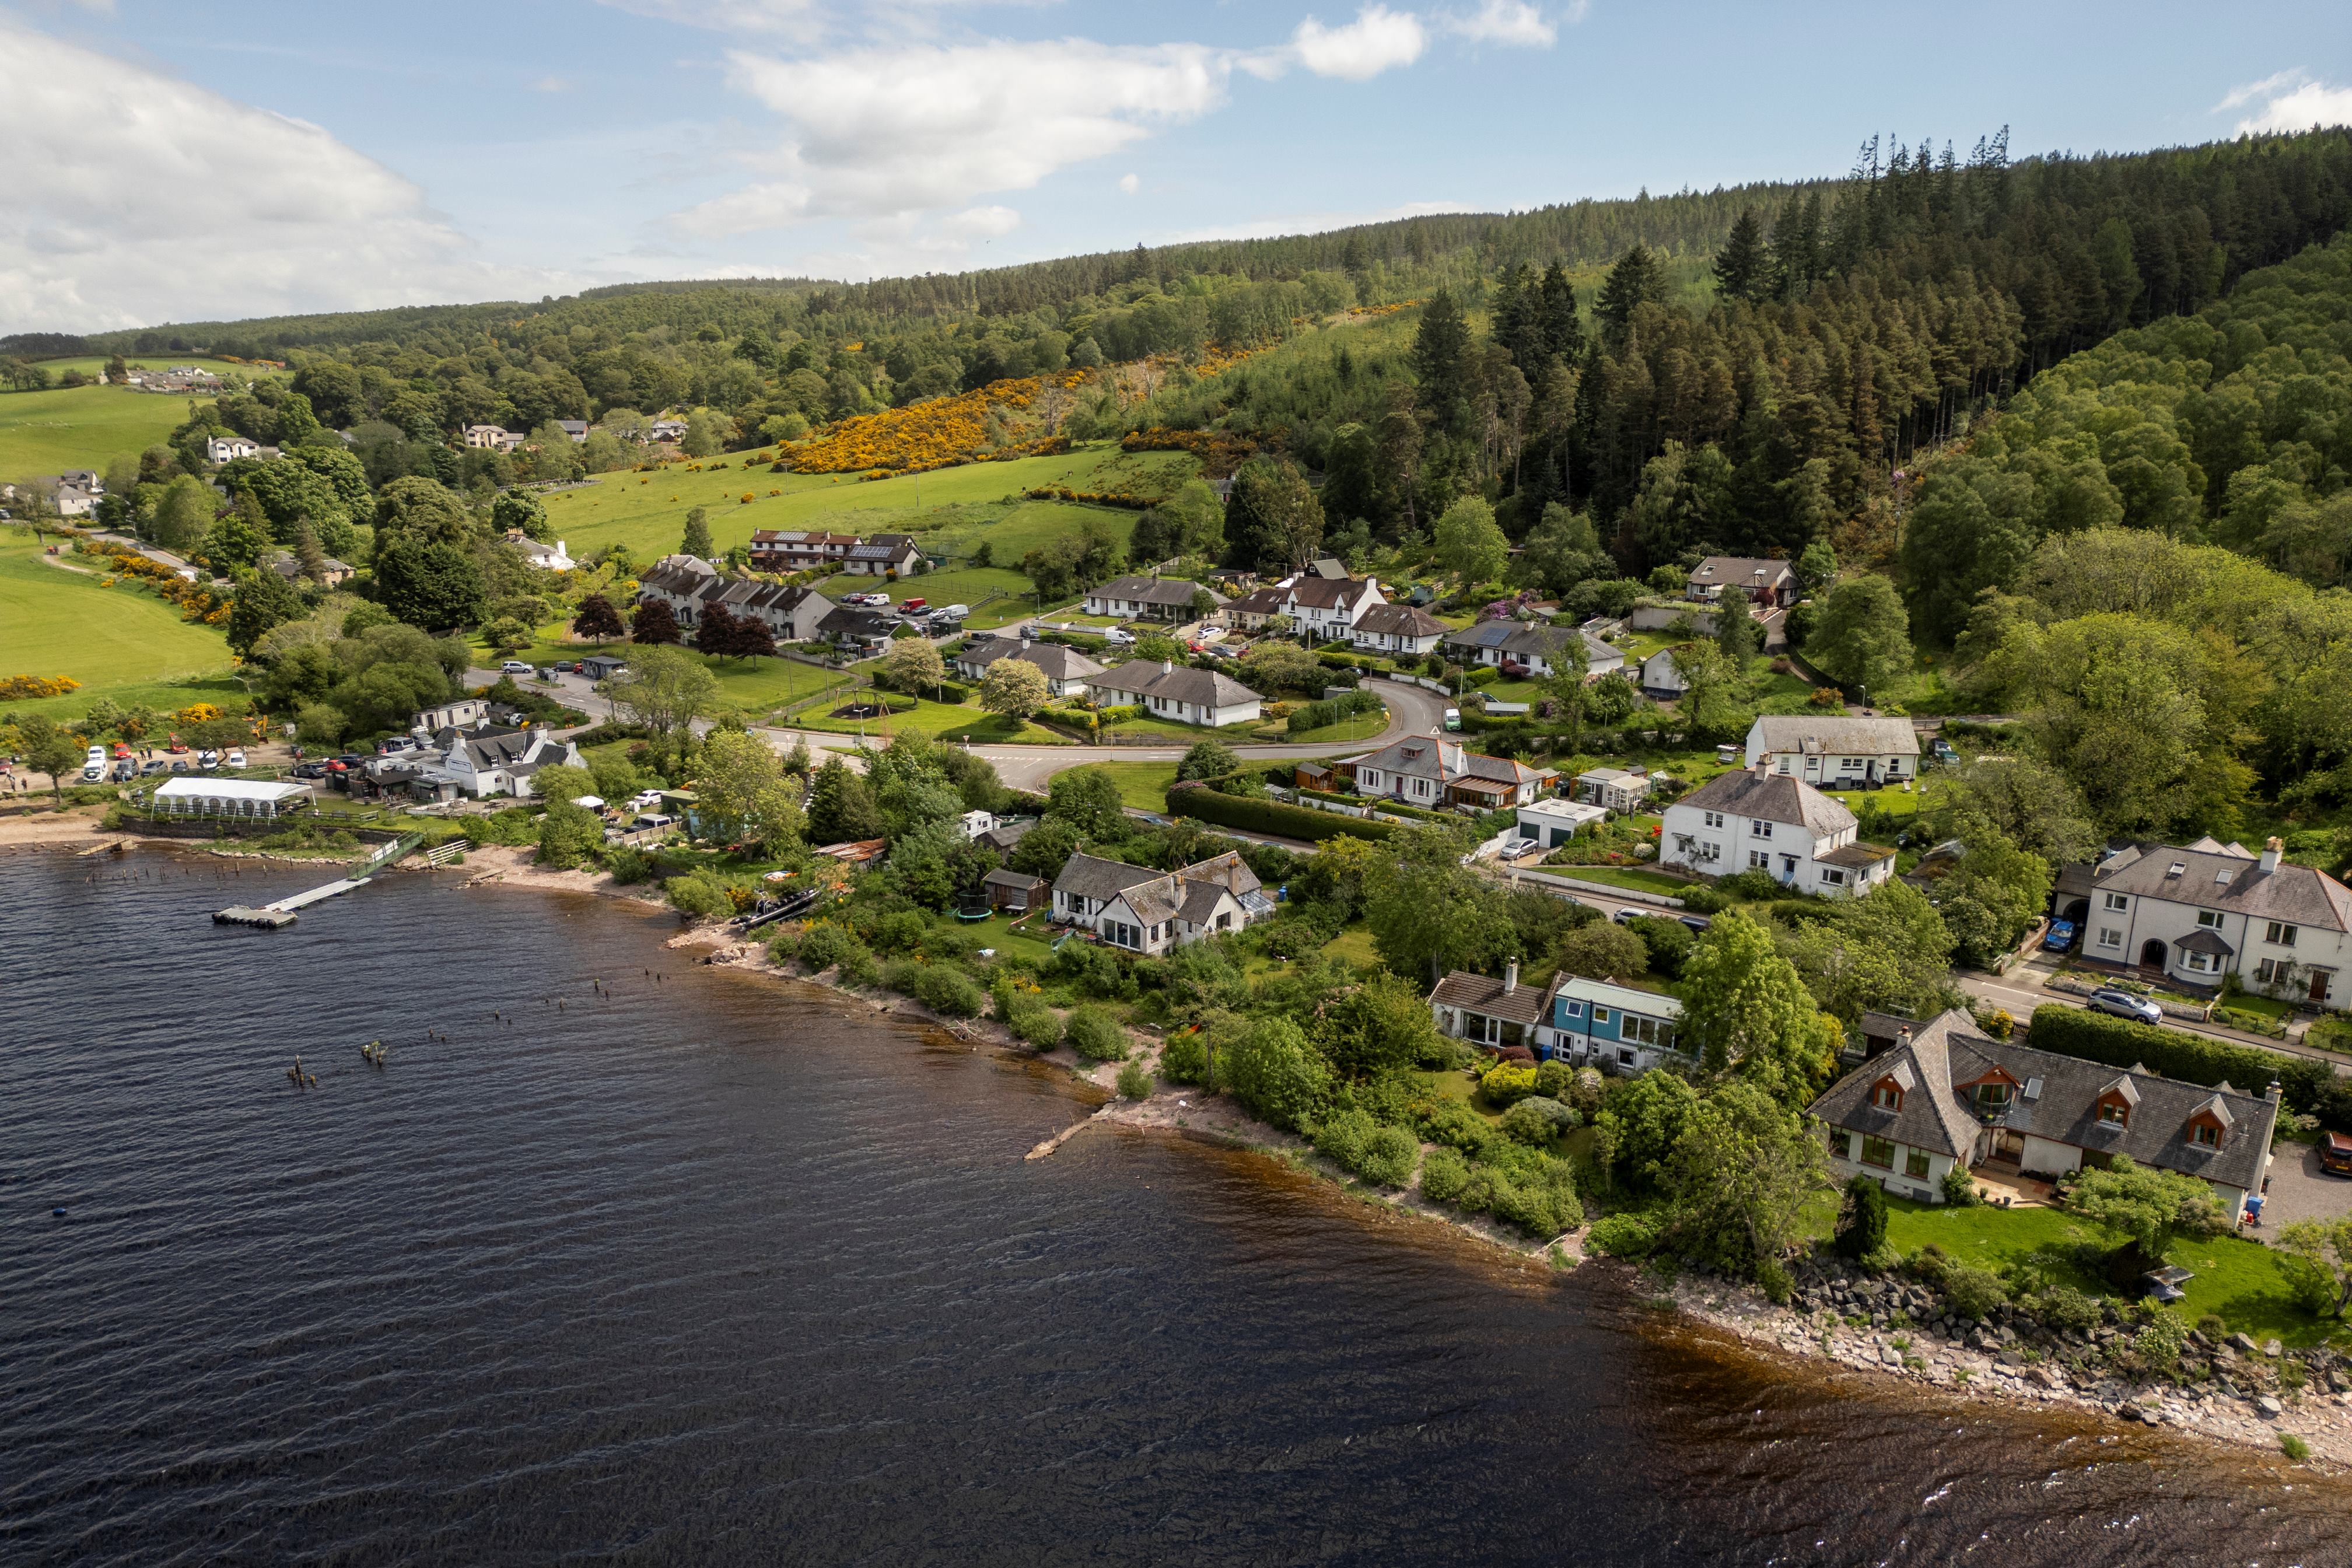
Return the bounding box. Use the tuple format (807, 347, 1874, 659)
(2043, 919, 2076, 953)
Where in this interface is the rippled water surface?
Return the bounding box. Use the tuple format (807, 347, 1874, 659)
(6, 849, 2351, 1565)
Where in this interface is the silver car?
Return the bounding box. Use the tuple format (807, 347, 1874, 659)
(2088, 988, 2164, 1025)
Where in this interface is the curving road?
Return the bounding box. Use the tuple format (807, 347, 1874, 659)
(488, 666, 1451, 793)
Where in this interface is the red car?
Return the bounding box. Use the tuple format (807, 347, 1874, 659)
(2322, 1132, 2352, 1177)
(111, 743, 132, 760)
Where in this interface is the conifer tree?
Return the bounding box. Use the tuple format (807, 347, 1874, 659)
(1594, 245, 1667, 339)
(681, 506, 714, 558)
(1712, 209, 1768, 303)
(1410, 288, 1472, 426)
(1536, 262, 1583, 363)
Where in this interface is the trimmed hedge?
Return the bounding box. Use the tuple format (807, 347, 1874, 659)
(2024, 1004, 2351, 1127)
(1166, 783, 1396, 842)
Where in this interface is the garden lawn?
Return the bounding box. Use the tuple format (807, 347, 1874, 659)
(793, 692, 1066, 746)
(1321, 926, 1381, 968)
(1877, 1195, 2352, 1350)
(1282, 698, 1392, 746)
(0, 383, 208, 480)
(949, 910, 1059, 963)
(1087, 760, 1181, 812)
(538, 441, 1191, 564)
(1545, 863, 1691, 898)
(0, 531, 241, 719)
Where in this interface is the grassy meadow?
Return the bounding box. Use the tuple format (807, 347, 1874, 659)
(0, 356, 283, 482)
(538, 440, 1195, 566)
(0, 530, 241, 718)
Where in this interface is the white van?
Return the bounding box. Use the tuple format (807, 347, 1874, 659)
(1102, 628, 1135, 647)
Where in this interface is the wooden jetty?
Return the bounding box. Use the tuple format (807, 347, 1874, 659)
(212, 832, 424, 929)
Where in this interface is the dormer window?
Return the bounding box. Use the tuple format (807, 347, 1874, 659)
(1871, 1082, 1902, 1111)
(2192, 1122, 2220, 1148)
(1974, 1082, 2013, 1108)
(2098, 1099, 2130, 1127)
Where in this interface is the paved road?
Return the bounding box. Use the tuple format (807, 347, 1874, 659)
(495, 666, 1451, 793)
(1956, 960, 2352, 1076)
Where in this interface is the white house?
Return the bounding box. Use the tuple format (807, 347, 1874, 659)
(463, 425, 518, 450)
(841, 534, 924, 576)
(1810, 1009, 2280, 1217)
(1349, 602, 1448, 658)
(1744, 715, 1920, 787)
(206, 433, 260, 463)
(52, 484, 96, 519)
(512, 536, 575, 572)
(1687, 555, 1797, 608)
(953, 636, 1104, 698)
(1660, 764, 1895, 895)
(1442, 621, 1620, 680)
(1280, 570, 1386, 643)
(2060, 836, 2352, 1007)
(428, 725, 583, 798)
(1084, 661, 1262, 727)
(1049, 850, 1275, 954)
(1639, 646, 1690, 699)
(555, 419, 589, 444)
(1573, 765, 1656, 813)
(1427, 963, 1548, 1055)
(414, 698, 489, 734)
(1340, 735, 1552, 810)
(1084, 574, 1217, 622)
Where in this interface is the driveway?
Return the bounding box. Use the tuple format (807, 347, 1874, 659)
(2255, 1141, 2352, 1234)
(1956, 958, 2352, 1076)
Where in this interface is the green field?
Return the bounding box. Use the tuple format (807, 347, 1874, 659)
(1087, 759, 1182, 811)
(0, 531, 240, 718)
(1, 385, 197, 482)
(540, 441, 1191, 565)
(1539, 862, 1692, 897)
(792, 691, 1066, 746)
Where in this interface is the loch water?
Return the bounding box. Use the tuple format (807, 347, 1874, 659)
(4, 849, 2349, 1566)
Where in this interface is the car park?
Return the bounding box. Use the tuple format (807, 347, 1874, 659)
(2087, 987, 2165, 1025)
(81, 762, 105, 782)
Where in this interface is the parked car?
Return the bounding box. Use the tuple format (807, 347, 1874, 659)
(937, 604, 970, 622)
(1611, 906, 1642, 925)
(291, 761, 329, 779)
(2043, 919, 2077, 954)
(197, 750, 221, 770)
(2322, 1132, 2352, 1177)
(1931, 738, 1959, 763)
(225, 748, 246, 768)
(111, 743, 132, 760)
(111, 760, 136, 782)
(1443, 707, 1461, 732)
(629, 813, 677, 832)
(628, 789, 666, 811)
(167, 738, 188, 754)
(80, 762, 104, 782)
(139, 760, 171, 777)
(2088, 988, 2165, 1025)
(901, 597, 928, 614)
(85, 744, 107, 769)
(1497, 836, 1541, 860)
(499, 660, 535, 676)
(1678, 914, 1712, 933)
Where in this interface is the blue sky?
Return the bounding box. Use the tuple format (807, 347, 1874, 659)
(2, 0, 2347, 332)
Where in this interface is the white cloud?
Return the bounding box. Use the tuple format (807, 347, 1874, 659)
(1119, 172, 1140, 195)
(1290, 6, 1427, 81)
(2224, 71, 2352, 135)
(0, 19, 563, 332)
(1442, 1, 1555, 47)
(1162, 198, 1474, 245)
(674, 38, 1233, 235)
(532, 75, 570, 92)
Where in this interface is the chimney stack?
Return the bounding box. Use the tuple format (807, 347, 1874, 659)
(2261, 836, 2283, 873)
(2268, 1079, 2284, 1102)
(1503, 959, 1519, 995)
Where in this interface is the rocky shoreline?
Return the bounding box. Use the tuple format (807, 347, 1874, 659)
(17, 821, 2340, 1472)
(1671, 1252, 2352, 1469)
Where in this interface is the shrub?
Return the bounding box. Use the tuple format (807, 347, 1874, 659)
(2027, 1284, 2102, 1335)
(799, 922, 878, 985)
(1117, 1061, 1153, 1100)
(2282, 1433, 2312, 1462)
(1256, 919, 1324, 960)
(1314, 1104, 1374, 1170)
(1159, 1028, 1210, 1083)
(1479, 1061, 1541, 1107)
(1716, 868, 1784, 901)
(1586, 1213, 1658, 1258)
(1941, 1263, 2010, 1321)
(883, 958, 987, 1018)
(1010, 1001, 1064, 1049)
(665, 869, 736, 918)
(1500, 1096, 1578, 1144)
(1357, 1125, 1420, 1188)
(1567, 1066, 1606, 1114)
(1834, 1174, 1889, 1260)
(1626, 915, 1695, 979)
(604, 845, 654, 884)
(1165, 783, 1395, 842)
(2022, 1003, 2340, 1125)
(1415, 1096, 1500, 1158)
(1535, 1058, 1574, 1100)
(1063, 1005, 1130, 1062)
(1419, 1147, 1473, 1204)
(1940, 1166, 1982, 1206)
(869, 909, 933, 955)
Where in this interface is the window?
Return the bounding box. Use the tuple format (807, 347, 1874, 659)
(1860, 1135, 1896, 1168)
(1839, 757, 1861, 772)
(2098, 1100, 2130, 1127)
(1829, 1129, 1853, 1160)
(2192, 1122, 2220, 1148)
(2267, 921, 2298, 947)
(1751, 820, 1774, 839)
(1749, 849, 1773, 870)
(2104, 892, 2129, 912)
(1562, 1000, 1585, 1020)
(1906, 1149, 1932, 1180)
(2098, 927, 2123, 949)
(1821, 869, 1847, 887)
(1591, 1007, 1612, 1026)
(2197, 910, 2224, 929)
(1703, 811, 1725, 830)
(2184, 951, 2215, 974)
(1696, 841, 1721, 864)
(1871, 1083, 1902, 1110)
(1624, 1015, 1664, 1046)
(1616, 1048, 1637, 1066)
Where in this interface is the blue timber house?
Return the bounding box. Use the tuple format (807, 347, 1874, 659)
(1539, 975, 1686, 1072)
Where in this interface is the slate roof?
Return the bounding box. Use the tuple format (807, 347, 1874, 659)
(1689, 556, 1796, 593)
(1286, 575, 1377, 610)
(978, 818, 1037, 854)
(2086, 842, 2352, 933)
(1429, 970, 1550, 1028)
(1750, 715, 1922, 758)
(1353, 602, 1446, 638)
(817, 606, 900, 641)
(1224, 587, 1290, 618)
(1342, 736, 1544, 788)
(1052, 852, 1163, 903)
(1810, 1007, 2280, 1193)
(982, 868, 1045, 891)
(847, 536, 920, 562)
(1675, 768, 1856, 836)
(1087, 661, 1262, 709)
(1441, 620, 1584, 663)
(1090, 574, 1211, 609)
(957, 639, 1105, 682)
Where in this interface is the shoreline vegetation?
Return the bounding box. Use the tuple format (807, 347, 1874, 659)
(15, 810, 2352, 1474)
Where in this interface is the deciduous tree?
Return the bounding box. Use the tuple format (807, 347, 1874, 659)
(1677, 910, 1845, 1105)
(631, 598, 681, 645)
(1808, 576, 1913, 697)
(978, 657, 1049, 721)
(572, 593, 624, 641)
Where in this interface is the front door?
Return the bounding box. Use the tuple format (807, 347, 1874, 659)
(2314, 970, 2332, 1004)
(1995, 1129, 2025, 1163)
(2141, 938, 2169, 972)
